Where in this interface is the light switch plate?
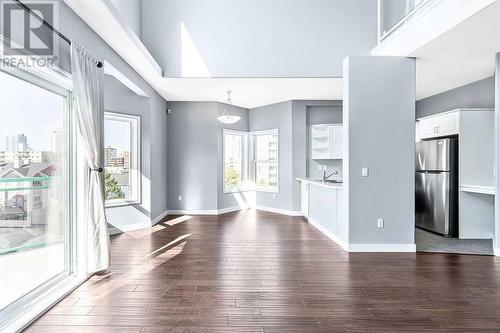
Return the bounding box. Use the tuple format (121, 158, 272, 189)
(178, 195, 183, 201)
(362, 168, 369, 177)
(377, 218, 384, 228)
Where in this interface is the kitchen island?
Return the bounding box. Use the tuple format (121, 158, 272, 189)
(297, 178, 348, 250)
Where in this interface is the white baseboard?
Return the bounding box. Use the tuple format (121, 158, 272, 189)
(218, 206, 244, 214)
(166, 209, 219, 215)
(166, 207, 243, 216)
(348, 243, 416, 253)
(165, 206, 301, 217)
(308, 218, 349, 251)
(254, 205, 303, 217)
(494, 247, 500, 257)
(151, 209, 169, 226)
(307, 218, 415, 253)
(108, 227, 121, 236)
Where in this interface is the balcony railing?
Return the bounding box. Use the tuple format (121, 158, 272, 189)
(378, 0, 442, 43)
(0, 177, 58, 256)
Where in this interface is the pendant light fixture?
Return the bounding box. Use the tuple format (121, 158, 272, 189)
(217, 90, 241, 124)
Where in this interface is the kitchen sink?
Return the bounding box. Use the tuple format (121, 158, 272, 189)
(315, 179, 343, 184)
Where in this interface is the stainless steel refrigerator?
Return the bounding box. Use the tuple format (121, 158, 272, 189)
(415, 138, 458, 237)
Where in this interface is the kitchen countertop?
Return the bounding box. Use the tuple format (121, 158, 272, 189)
(296, 178, 343, 189)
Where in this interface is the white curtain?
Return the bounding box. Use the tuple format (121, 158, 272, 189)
(70, 42, 110, 274)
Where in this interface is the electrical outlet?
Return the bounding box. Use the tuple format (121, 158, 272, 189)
(362, 167, 369, 177)
(178, 195, 183, 201)
(318, 164, 323, 171)
(377, 218, 384, 228)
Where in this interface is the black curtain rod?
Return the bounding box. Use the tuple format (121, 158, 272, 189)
(12, 0, 103, 68)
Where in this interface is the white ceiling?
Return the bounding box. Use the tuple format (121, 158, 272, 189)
(63, 0, 342, 109)
(159, 77, 342, 109)
(372, 0, 500, 100)
(412, 0, 500, 99)
(65, 0, 500, 106)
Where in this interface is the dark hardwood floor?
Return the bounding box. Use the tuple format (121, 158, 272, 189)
(26, 209, 500, 332)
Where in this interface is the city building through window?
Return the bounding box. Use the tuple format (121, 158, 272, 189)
(0, 68, 72, 312)
(104, 112, 141, 206)
(222, 128, 279, 193)
(251, 129, 279, 193)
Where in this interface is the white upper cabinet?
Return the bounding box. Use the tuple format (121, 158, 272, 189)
(417, 110, 460, 140)
(311, 124, 343, 160)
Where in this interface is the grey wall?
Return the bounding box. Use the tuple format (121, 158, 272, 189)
(416, 77, 495, 118)
(343, 56, 415, 246)
(23, 0, 168, 224)
(110, 0, 142, 37)
(167, 102, 249, 211)
(249, 101, 295, 212)
(308, 106, 343, 125)
(141, 0, 377, 77)
(103, 76, 152, 229)
(167, 102, 219, 211)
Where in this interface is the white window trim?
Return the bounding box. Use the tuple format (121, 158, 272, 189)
(104, 112, 141, 208)
(222, 129, 248, 194)
(0, 62, 82, 332)
(250, 128, 280, 194)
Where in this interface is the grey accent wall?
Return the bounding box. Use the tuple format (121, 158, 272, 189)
(34, 0, 168, 223)
(249, 101, 295, 211)
(110, 0, 142, 37)
(167, 102, 249, 211)
(343, 56, 415, 246)
(308, 106, 343, 125)
(416, 77, 495, 118)
(141, 0, 377, 77)
(167, 102, 219, 211)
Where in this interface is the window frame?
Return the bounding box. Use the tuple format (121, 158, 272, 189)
(222, 129, 248, 193)
(250, 128, 279, 193)
(0, 64, 77, 330)
(104, 112, 141, 208)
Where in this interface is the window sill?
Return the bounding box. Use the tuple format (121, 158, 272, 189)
(3, 273, 87, 333)
(223, 188, 250, 194)
(254, 188, 279, 194)
(223, 188, 279, 194)
(105, 199, 141, 208)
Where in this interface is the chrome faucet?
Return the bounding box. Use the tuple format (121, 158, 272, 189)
(323, 170, 339, 182)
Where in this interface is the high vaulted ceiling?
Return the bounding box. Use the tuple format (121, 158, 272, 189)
(63, 0, 376, 108)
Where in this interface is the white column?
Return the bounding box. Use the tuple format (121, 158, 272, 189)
(343, 56, 416, 252)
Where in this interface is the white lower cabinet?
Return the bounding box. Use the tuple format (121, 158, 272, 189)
(300, 181, 309, 218)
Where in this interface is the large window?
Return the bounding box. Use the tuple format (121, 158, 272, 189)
(222, 128, 279, 193)
(251, 129, 279, 192)
(104, 112, 140, 206)
(0, 68, 73, 314)
(223, 129, 246, 192)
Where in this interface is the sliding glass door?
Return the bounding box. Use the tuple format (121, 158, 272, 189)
(0, 68, 73, 317)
